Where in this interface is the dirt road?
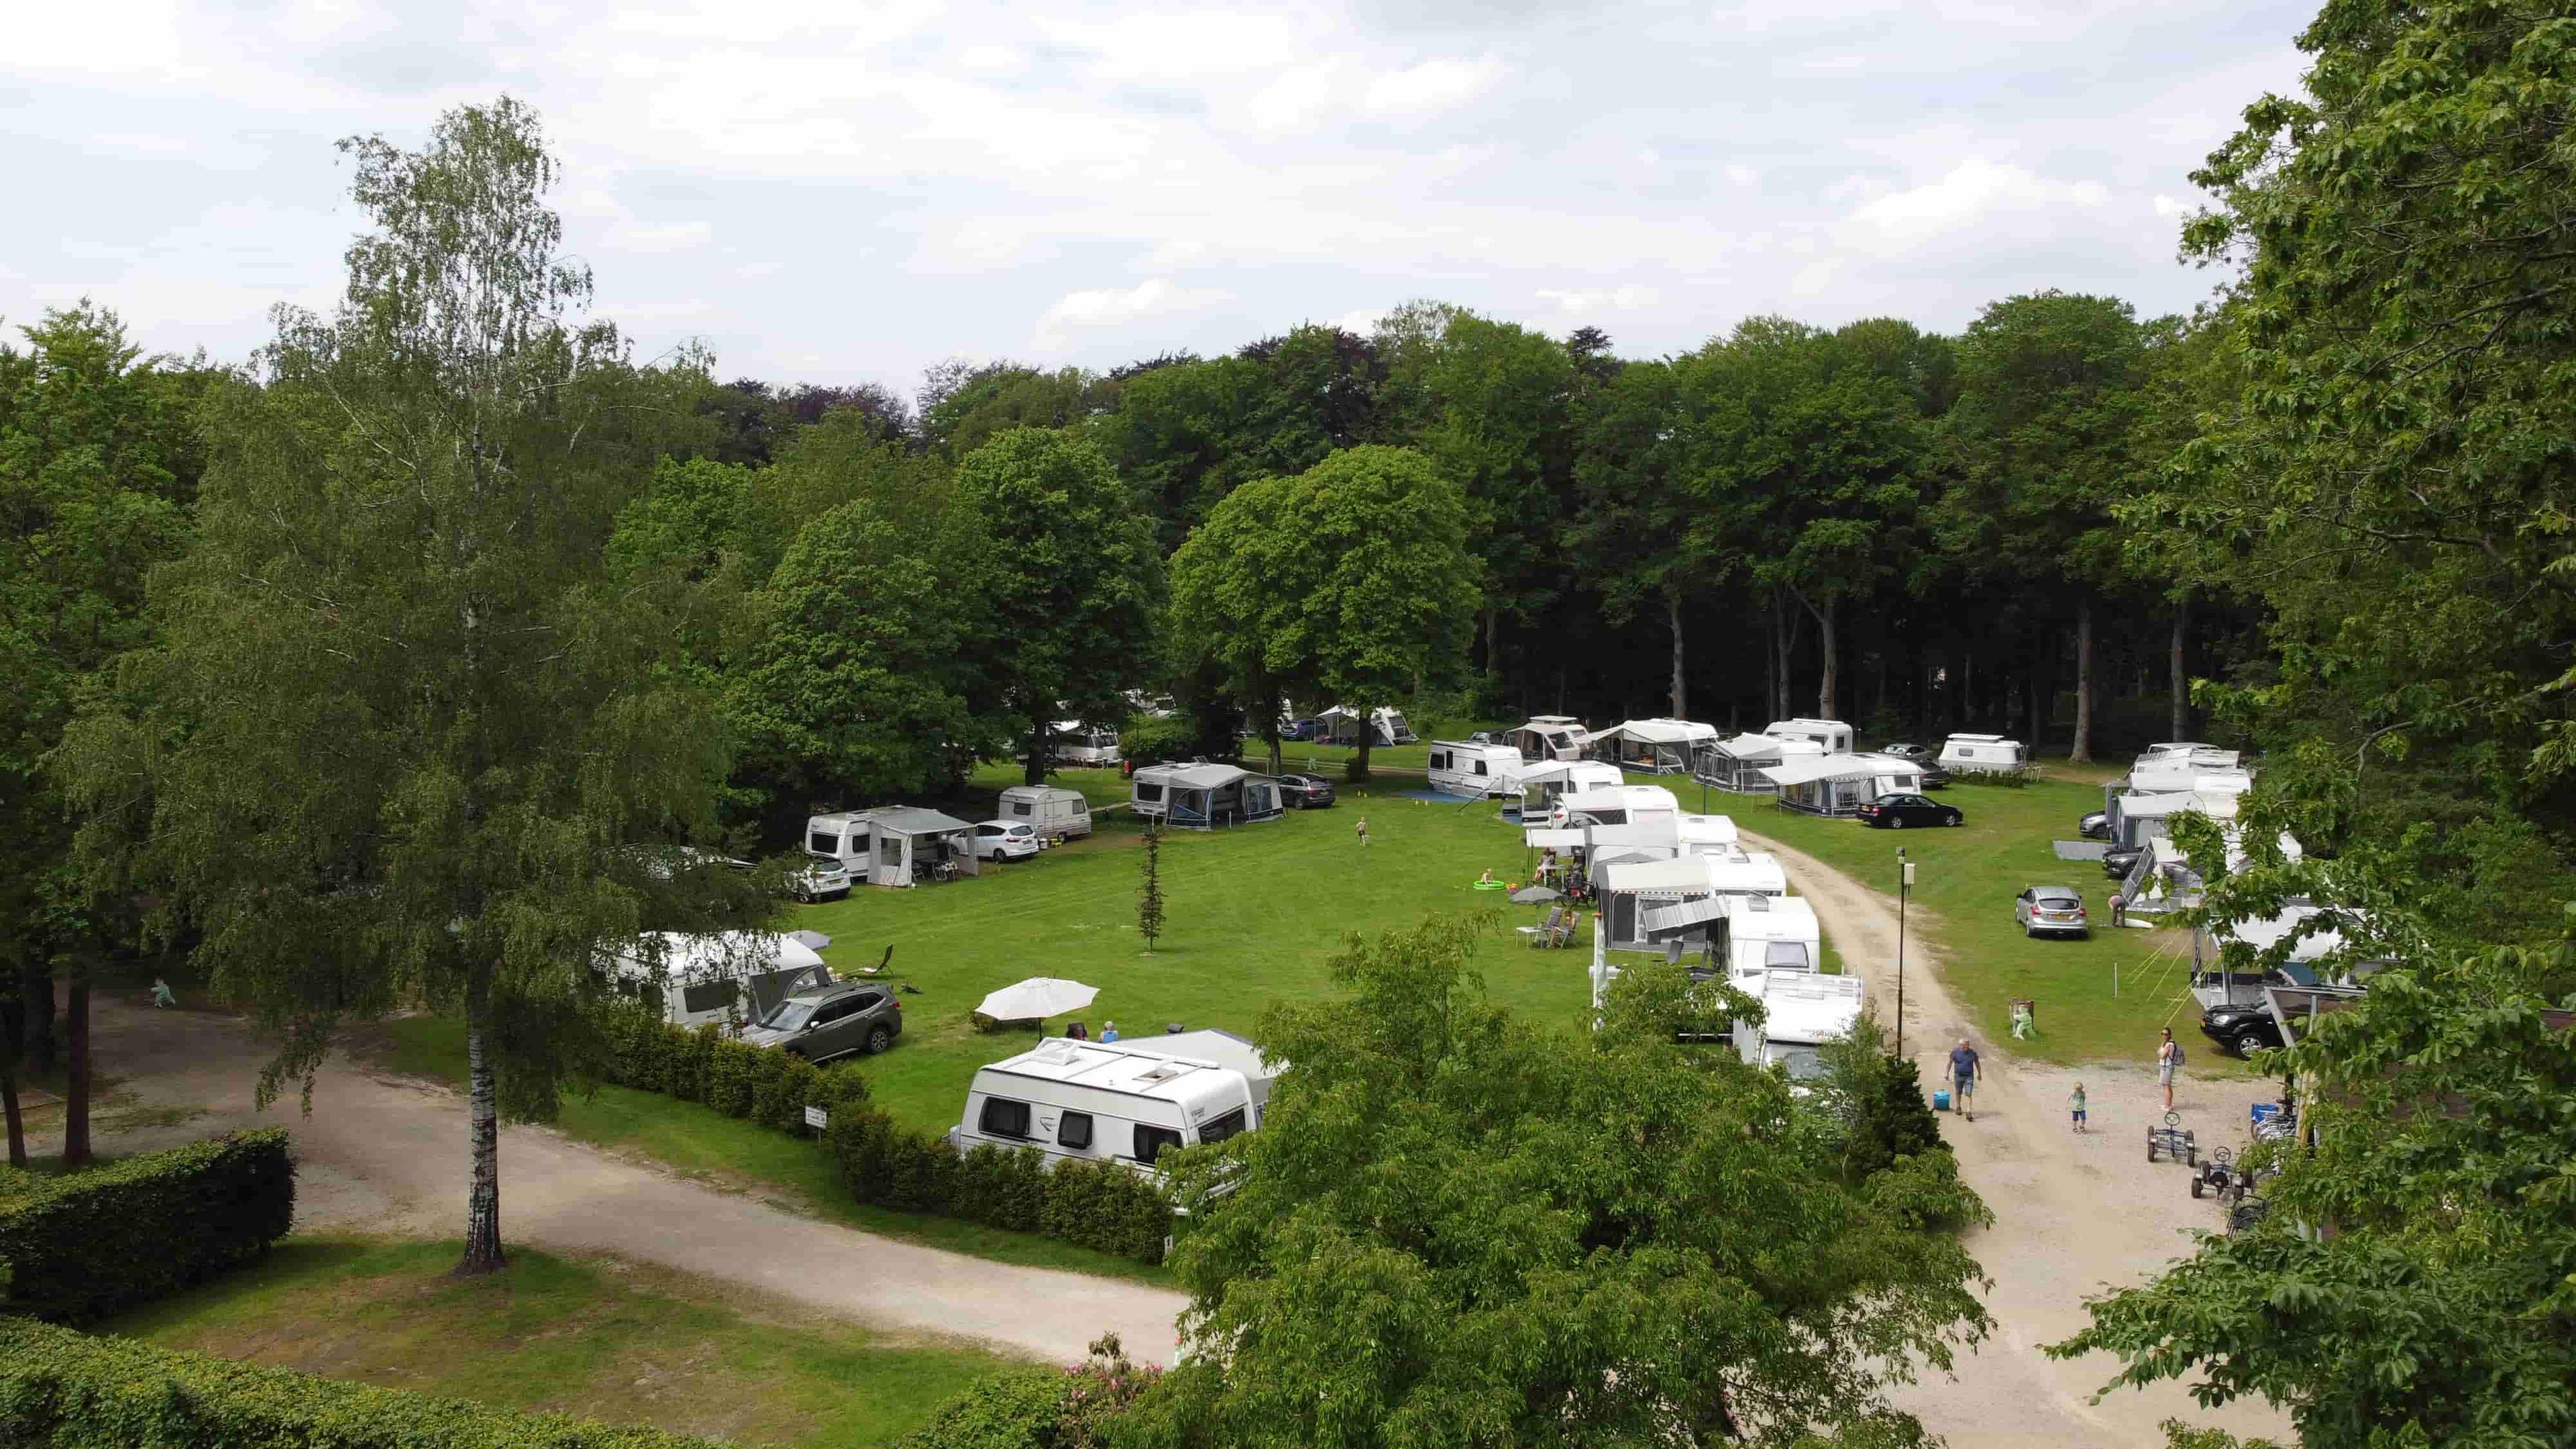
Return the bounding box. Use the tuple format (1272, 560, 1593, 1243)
(1741, 828, 2291, 1447)
(78, 996, 1189, 1366)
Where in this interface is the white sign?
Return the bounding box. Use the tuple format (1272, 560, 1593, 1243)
(803, 1106, 828, 1130)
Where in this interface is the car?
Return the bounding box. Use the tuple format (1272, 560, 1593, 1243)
(1856, 792, 1962, 829)
(1280, 717, 1320, 743)
(1916, 761, 1953, 790)
(971, 820, 1042, 861)
(1276, 771, 1336, 808)
(790, 851, 852, 902)
(2200, 1001, 2284, 1057)
(2102, 841, 2147, 880)
(740, 981, 903, 1062)
(1875, 743, 1933, 762)
(2078, 811, 2112, 841)
(2015, 885, 2091, 938)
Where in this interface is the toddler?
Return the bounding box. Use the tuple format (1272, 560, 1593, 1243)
(2070, 1082, 2088, 1133)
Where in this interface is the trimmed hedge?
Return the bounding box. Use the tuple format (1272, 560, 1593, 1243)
(0, 1316, 718, 1448)
(896, 1369, 1073, 1449)
(600, 1017, 872, 1132)
(824, 1110, 1173, 1265)
(0, 1130, 294, 1324)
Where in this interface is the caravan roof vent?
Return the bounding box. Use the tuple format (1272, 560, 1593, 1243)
(1034, 1040, 1087, 1066)
(1134, 1063, 1187, 1084)
(1747, 895, 1771, 910)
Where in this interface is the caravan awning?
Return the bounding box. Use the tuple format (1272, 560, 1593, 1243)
(1642, 896, 1728, 939)
(1760, 753, 1907, 788)
(1523, 827, 1585, 850)
(1587, 821, 1680, 851)
(1599, 856, 1712, 896)
(870, 807, 975, 835)
(1715, 733, 1787, 760)
(1599, 718, 1717, 745)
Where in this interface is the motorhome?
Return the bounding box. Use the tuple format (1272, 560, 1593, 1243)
(996, 784, 1093, 842)
(1588, 718, 1719, 774)
(1764, 718, 1856, 754)
(1503, 716, 1591, 763)
(610, 931, 833, 1031)
(949, 1035, 1271, 1174)
(1733, 969, 1866, 1083)
(1426, 739, 1527, 798)
(1938, 733, 2028, 774)
(805, 808, 981, 888)
(1049, 722, 1122, 768)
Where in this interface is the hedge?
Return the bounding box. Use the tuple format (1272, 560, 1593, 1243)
(0, 1130, 295, 1324)
(824, 1110, 1173, 1265)
(600, 1016, 872, 1132)
(896, 1369, 1074, 1449)
(0, 1316, 718, 1448)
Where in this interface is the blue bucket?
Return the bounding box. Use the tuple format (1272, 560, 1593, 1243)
(2250, 1102, 2283, 1127)
(1933, 1089, 1952, 1112)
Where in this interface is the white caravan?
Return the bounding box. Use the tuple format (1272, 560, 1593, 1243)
(1715, 894, 1822, 981)
(997, 784, 1093, 842)
(1764, 718, 1856, 754)
(1426, 740, 1527, 798)
(1049, 722, 1122, 767)
(1504, 716, 1591, 763)
(1596, 849, 1789, 952)
(1734, 969, 1866, 1083)
(806, 807, 981, 888)
(610, 931, 833, 1031)
(1317, 706, 1416, 748)
(1677, 813, 1739, 857)
(1939, 733, 2029, 773)
(1516, 759, 1624, 815)
(1764, 753, 1929, 816)
(950, 1035, 1267, 1174)
(1557, 784, 1680, 831)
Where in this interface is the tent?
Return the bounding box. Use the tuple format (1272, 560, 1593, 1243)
(1760, 753, 1927, 816)
(1131, 762, 1284, 830)
(1693, 733, 1823, 795)
(1316, 706, 1415, 747)
(1587, 718, 1719, 774)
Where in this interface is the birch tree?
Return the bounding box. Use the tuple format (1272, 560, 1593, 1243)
(57, 98, 762, 1274)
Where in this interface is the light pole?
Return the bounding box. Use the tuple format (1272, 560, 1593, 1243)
(1895, 849, 1914, 1058)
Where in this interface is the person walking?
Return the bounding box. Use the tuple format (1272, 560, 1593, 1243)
(2070, 1081, 2088, 1133)
(1949, 1038, 1981, 1122)
(1354, 815, 1370, 847)
(2157, 1027, 2182, 1110)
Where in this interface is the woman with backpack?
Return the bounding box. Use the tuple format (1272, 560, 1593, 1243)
(2157, 1028, 2184, 1110)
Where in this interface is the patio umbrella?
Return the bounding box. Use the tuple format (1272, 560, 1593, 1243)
(976, 977, 1099, 1021)
(1509, 885, 1562, 904)
(786, 929, 832, 951)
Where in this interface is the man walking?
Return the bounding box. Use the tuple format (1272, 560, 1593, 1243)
(2157, 1027, 2182, 1111)
(1949, 1038, 1980, 1122)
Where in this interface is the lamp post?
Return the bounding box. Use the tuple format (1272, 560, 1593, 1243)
(1895, 849, 1914, 1058)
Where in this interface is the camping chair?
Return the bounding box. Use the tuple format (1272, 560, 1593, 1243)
(1546, 910, 1578, 949)
(1519, 906, 1564, 947)
(851, 945, 894, 978)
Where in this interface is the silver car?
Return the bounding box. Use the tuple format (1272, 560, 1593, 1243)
(791, 851, 852, 902)
(2014, 885, 2092, 938)
(740, 983, 902, 1062)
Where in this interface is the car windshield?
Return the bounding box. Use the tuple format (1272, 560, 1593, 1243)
(2279, 962, 2322, 986)
(760, 1000, 820, 1031)
(2035, 890, 2081, 905)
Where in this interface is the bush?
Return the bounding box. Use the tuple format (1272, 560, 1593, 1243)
(601, 1016, 868, 1134)
(0, 1316, 716, 1447)
(823, 1110, 1172, 1265)
(0, 1130, 294, 1324)
(897, 1335, 1163, 1449)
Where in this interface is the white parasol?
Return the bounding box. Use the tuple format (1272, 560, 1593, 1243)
(975, 977, 1099, 1021)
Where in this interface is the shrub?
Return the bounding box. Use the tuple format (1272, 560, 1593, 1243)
(0, 1130, 294, 1324)
(897, 1368, 1073, 1449)
(600, 1018, 867, 1135)
(822, 1110, 1172, 1265)
(0, 1316, 717, 1447)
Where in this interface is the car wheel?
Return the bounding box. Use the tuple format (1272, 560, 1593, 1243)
(863, 1025, 892, 1055)
(2229, 1030, 2269, 1059)
(1947, 813, 1964, 826)
(1888, 816, 1905, 830)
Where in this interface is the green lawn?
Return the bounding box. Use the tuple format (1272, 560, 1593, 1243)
(103, 1238, 1016, 1448)
(1707, 763, 2229, 1069)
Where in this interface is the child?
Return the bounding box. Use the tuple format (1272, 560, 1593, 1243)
(2070, 1081, 2088, 1133)
(1355, 815, 1371, 847)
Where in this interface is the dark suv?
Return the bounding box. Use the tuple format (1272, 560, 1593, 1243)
(740, 982, 902, 1062)
(1277, 772, 1337, 808)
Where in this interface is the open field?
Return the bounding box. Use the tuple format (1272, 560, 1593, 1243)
(104, 1237, 1016, 1448)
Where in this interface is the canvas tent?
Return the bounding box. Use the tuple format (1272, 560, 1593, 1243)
(1694, 733, 1822, 795)
(1587, 718, 1718, 774)
(1760, 753, 1927, 816)
(1317, 706, 1415, 747)
(1130, 762, 1284, 830)
(806, 807, 981, 888)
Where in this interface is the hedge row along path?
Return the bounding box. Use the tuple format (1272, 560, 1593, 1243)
(1739, 828, 2292, 1449)
(77, 995, 1190, 1366)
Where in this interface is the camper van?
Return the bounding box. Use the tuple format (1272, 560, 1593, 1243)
(1427, 740, 1525, 798)
(997, 784, 1093, 842)
(1048, 722, 1122, 768)
(1716, 894, 1822, 981)
(950, 1034, 1274, 1174)
(1764, 718, 1856, 754)
(610, 931, 834, 1031)
(1505, 716, 1591, 763)
(1938, 733, 2028, 774)
(1733, 969, 1865, 1081)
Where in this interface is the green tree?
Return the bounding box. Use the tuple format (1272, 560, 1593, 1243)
(951, 429, 1164, 786)
(1568, 358, 1723, 717)
(55, 99, 766, 1273)
(1418, 315, 1576, 683)
(1136, 822, 1165, 954)
(2, 303, 203, 1167)
(918, 362, 1103, 460)
(1134, 918, 1992, 1449)
(1169, 467, 1306, 773)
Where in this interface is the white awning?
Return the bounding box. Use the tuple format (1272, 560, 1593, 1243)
(1523, 826, 1586, 850)
(1598, 718, 1718, 745)
(1760, 753, 1917, 788)
(1599, 856, 1713, 896)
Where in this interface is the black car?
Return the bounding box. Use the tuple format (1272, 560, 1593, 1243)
(740, 982, 903, 1063)
(1856, 792, 1963, 829)
(2200, 1000, 2284, 1057)
(2102, 841, 2147, 880)
(1917, 761, 1953, 790)
(1277, 771, 1336, 808)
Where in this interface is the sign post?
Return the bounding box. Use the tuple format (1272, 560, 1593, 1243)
(803, 1105, 829, 1134)
(1895, 852, 1914, 1058)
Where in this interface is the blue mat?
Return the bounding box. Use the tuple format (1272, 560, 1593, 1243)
(1394, 788, 1486, 804)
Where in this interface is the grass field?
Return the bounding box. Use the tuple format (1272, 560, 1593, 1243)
(103, 1238, 1014, 1448)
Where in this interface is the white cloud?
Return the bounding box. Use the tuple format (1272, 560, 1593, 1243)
(1725, 164, 1760, 186)
(1033, 278, 1229, 349)
(1362, 56, 1506, 117)
(1536, 285, 1660, 313)
(2152, 194, 2194, 218)
(1845, 157, 2110, 254)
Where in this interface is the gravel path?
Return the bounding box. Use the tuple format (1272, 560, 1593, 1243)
(1741, 828, 2292, 1448)
(83, 996, 1189, 1367)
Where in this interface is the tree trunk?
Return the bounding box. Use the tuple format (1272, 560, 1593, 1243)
(1762, 602, 1780, 722)
(1023, 718, 1048, 788)
(1815, 597, 1838, 721)
(2027, 661, 2045, 755)
(454, 990, 506, 1277)
(1, 991, 25, 1169)
(1351, 731, 1373, 782)
(60, 965, 91, 1169)
(1483, 608, 1499, 679)
(1958, 649, 1973, 730)
(1667, 590, 1686, 718)
(2169, 598, 2190, 741)
(2070, 598, 2096, 765)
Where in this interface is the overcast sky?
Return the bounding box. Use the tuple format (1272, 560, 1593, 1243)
(5, 0, 2316, 394)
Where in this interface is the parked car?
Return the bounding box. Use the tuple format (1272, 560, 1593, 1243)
(2200, 1000, 2284, 1057)
(1857, 792, 1962, 829)
(1280, 717, 1320, 742)
(2078, 811, 2112, 841)
(741, 982, 902, 1061)
(1874, 743, 1933, 762)
(1276, 772, 1337, 808)
(972, 820, 1042, 861)
(2014, 885, 2091, 938)
(791, 851, 852, 902)
(2102, 841, 2147, 880)
(1917, 761, 1953, 790)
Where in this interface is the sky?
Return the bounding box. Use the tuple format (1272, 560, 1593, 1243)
(3, 0, 2318, 394)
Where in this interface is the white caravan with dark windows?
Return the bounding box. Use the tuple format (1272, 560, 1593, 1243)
(950, 1036, 1267, 1175)
(1426, 740, 1525, 798)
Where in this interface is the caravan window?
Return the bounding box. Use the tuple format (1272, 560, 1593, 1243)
(1010, 800, 1032, 818)
(1472, 759, 1489, 776)
(680, 980, 737, 1016)
(1196, 1108, 1248, 1144)
(808, 830, 839, 855)
(1133, 1124, 1184, 1165)
(1136, 782, 1163, 803)
(1763, 941, 1813, 970)
(1056, 1111, 1094, 1150)
(1429, 749, 1450, 770)
(979, 1097, 1032, 1139)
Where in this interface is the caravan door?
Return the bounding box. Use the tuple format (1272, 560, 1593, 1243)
(872, 829, 908, 888)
